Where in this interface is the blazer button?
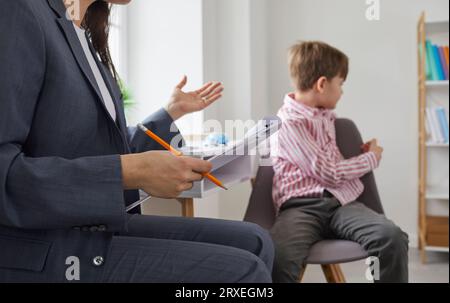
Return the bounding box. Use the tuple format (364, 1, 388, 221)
(72, 226, 81, 231)
(92, 256, 104, 267)
(98, 225, 107, 232)
(89, 226, 99, 232)
(81, 226, 90, 232)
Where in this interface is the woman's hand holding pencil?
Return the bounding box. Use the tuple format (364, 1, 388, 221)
(137, 124, 228, 191)
(120, 123, 228, 199)
(120, 151, 213, 198)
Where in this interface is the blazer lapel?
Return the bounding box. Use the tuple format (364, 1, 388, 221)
(85, 36, 129, 138)
(97, 65, 130, 145)
(95, 61, 131, 152)
(47, 0, 129, 153)
(47, 0, 117, 126)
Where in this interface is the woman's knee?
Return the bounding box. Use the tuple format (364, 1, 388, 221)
(218, 247, 272, 283)
(239, 222, 275, 265)
(239, 250, 273, 283)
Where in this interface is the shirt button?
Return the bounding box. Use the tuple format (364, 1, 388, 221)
(92, 256, 104, 267)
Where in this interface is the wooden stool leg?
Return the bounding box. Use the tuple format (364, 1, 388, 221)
(178, 198, 194, 217)
(419, 232, 427, 264)
(321, 264, 346, 283)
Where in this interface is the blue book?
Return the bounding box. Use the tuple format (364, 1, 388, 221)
(436, 107, 449, 143)
(419, 46, 432, 80)
(421, 43, 432, 80)
(433, 45, 445, 80)
(426, 41, 439, 80)
(439, 47, 449, 80)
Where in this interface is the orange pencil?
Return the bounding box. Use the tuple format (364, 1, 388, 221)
(137, 123, 228, 190)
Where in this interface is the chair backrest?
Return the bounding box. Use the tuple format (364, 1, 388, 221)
(244, 118, 384, 230)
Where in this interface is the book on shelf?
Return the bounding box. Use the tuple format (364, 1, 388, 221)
(437, 107, 449, 143)
(425, 40, 449, 81)
(426, 106, 449, 144)
(438, 47, 448, 80)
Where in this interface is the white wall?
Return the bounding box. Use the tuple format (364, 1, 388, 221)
(109, 5, 128, 84)
(126, 0, 219, 218)
(265, 0, 449, 246)
(127, 0, 271, 220)
(202, 0, 270, 220)
(126, 0, 203, 135)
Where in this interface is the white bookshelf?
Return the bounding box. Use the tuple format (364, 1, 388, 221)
(426, 186, 449, 201)
(425, 246, 450, 253)
(417, 13, 449, 264)
(426, 143, 449, 147)
(426, 80, 449, 87)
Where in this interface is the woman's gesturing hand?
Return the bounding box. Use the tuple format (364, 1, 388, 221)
(121, 151, 213, 198)
(166, 75, 224, 121)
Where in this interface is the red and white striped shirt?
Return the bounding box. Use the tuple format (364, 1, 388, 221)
(272, 94, 379, 211)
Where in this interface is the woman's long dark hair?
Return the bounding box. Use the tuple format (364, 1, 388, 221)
(82, 1, 119, 83)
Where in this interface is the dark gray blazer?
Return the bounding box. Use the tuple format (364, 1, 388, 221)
(0, 0, 180, 282)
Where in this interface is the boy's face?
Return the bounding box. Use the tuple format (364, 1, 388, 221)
(318, 76, 345, 110)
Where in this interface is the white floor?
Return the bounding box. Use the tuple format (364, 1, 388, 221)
(301, 248, 449, 283)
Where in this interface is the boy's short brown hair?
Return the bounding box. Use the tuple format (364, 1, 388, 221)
(288, 41, 349, 91)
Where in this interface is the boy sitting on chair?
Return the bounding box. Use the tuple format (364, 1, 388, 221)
(270, 41, 409, 283)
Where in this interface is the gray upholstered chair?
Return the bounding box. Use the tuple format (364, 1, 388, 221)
(244, 118, 384, 283)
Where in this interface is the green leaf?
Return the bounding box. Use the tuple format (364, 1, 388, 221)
(118, 79, 137, 110)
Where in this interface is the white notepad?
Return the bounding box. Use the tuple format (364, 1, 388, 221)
(178, 115, 282, 198)
(126, 116, 282, 210)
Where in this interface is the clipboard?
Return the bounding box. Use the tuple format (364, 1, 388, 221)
(207, 115, 282, 170)
(126, 115, 282, 211)
(178, 115, 282, 198)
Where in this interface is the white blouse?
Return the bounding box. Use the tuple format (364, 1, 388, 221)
(72, 23, 117, 122)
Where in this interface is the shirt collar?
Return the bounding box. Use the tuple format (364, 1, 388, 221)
(284, 93, 336, 119)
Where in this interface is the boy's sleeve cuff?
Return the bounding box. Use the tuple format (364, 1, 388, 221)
(365, 152, 379, 170)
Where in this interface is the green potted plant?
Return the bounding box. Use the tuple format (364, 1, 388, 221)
(119, 79, 137, 120)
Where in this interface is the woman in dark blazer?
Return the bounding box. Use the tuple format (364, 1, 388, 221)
(0, 0, 274, 282)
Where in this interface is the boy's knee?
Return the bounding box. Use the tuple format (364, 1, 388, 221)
(374, 223, 409, 252)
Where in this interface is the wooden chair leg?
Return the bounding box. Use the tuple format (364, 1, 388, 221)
(321, 264, 346, 283)
(297, 265, 307, 283)
(334, 264, 346, 283)
(178, 198, 194, 217)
